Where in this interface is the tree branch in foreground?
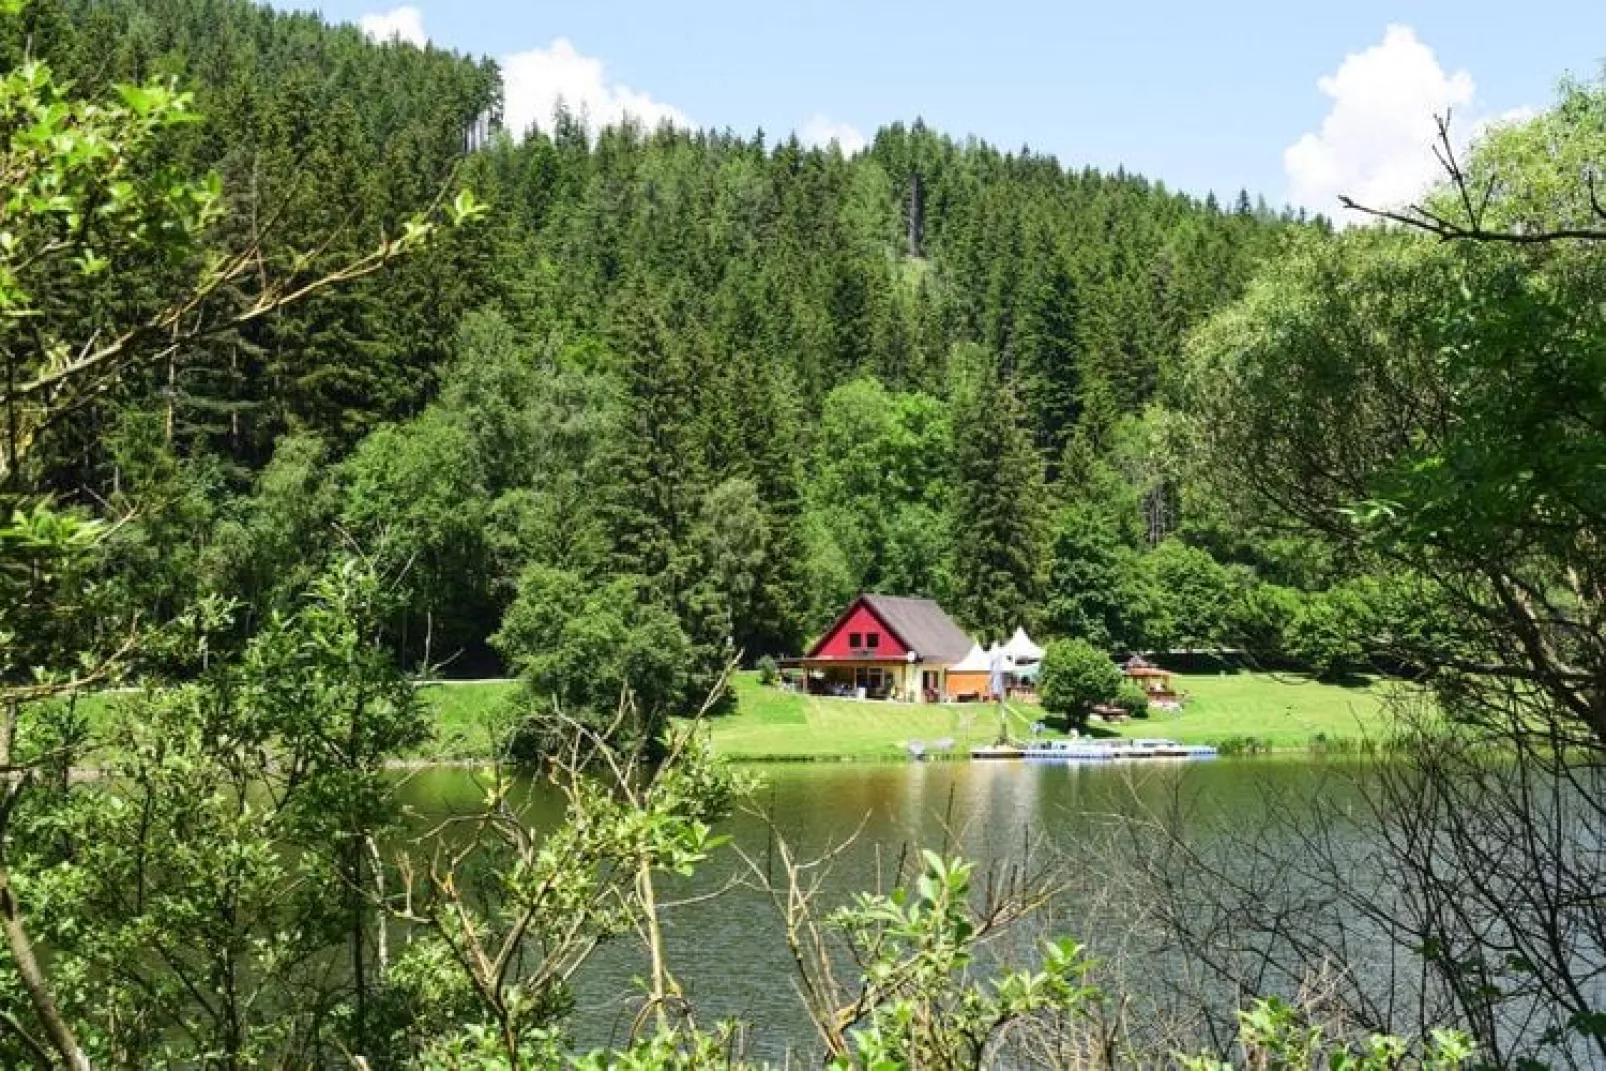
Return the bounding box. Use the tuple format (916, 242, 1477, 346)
(1341, 111, 1606, 244)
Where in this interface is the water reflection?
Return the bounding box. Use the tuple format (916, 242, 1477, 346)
(392, 757, 1356, 1061)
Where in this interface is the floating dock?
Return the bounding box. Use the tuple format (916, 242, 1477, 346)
(969, 738, 1217, 762)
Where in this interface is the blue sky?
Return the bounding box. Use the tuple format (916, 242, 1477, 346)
(276, 0, 1606, 213)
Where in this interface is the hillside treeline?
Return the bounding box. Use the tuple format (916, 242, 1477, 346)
(14, 0, 1350, 716)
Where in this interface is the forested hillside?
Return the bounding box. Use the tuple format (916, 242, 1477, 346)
(13, 0, 1313, 708)
(8, 0, 499, 454)
(14, 0, 1606, 1065)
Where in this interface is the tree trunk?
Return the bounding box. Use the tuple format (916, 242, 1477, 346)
(0, 878, 89, 1070)
(908, 172, 925, 258)
(0, 703, 90, 1070)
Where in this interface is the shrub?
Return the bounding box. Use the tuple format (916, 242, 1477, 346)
(1214, 736, 1271, 756)
(1114, 680, 1151, 718)
(1308, 733, 1358, 755)
(1039, 638, 1122, 730)
(1182, 996, 1475, 1069)
(756, 654, 779, 686)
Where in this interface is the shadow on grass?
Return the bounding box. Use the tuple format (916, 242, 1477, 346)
(1155, 651, 1381, 690)
(1033, 712, 1123, 741)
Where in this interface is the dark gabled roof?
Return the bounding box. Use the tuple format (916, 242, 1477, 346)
(860, 594, 975, 665)
(803, 593, 976, 665)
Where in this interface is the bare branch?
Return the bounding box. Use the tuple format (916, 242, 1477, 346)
(1341, 110, 1606, 244)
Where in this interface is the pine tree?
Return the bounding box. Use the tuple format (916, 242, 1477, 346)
(946, 350, 1046, 639)
(1013, 232, 1082, 466)
(597, 282, 703, 586)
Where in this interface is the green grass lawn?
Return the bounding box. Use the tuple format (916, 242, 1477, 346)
(59, 670, 1397, 763)
(415, 680, 518, 759)
(63, 680, 521, 762)
(698, 674, 1039, 760)
(1085, 670, 1394, 750)
(700, 669, 1396, 760)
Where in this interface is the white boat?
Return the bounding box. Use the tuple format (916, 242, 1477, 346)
(1019, 740, 1124, 760)
(1019, 738, 1217, 762)
(1127, 738, 1218, 758)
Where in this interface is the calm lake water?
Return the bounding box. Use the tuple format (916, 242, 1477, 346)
(394, 757, 1365, 1062)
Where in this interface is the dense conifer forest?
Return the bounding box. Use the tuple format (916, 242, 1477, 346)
(7, 0, 1327, 716)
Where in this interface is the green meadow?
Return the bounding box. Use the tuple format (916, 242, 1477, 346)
(68, 669, 1394, 763)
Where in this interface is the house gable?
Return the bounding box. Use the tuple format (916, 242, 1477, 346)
(807, 598, 912, 660)
(860, 594, 974, 665)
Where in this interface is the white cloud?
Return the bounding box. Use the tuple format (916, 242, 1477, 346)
(798, 114, 867, 155)
(358, 5, 428, 48)
(1285, 25, 1485, 219)
(352, 16, 687, 141)
(502, 38, 689, 139)
(1473, 105, 1538, 138)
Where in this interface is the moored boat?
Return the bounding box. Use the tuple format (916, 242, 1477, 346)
(1018, 737, 1217, 762)
(1020, 739, 1123, 760)
(970, 738, 1218, 762)
(1127, 738, 1218, 759)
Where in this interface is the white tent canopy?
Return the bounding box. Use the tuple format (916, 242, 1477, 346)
(950, 643, 991, 673)
(1004, 627, 1044, 662)
(984, 643, 1017, 678)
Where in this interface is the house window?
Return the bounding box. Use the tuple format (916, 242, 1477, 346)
(866, 633, 880, 650)
(849, 632, 862, 649)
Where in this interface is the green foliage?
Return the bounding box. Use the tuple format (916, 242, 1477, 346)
(1226, 580, 1302, 660)
(6, 3, 1486, 1062)
(826, 851, 1100, 1068)
(1176, 74, 1606, 1068)
(1042, 504, 1168, 650)
(1211, 735, 1273, 757)
(0, 500, 111, 692)
(1114, 679, 1151, 718)
(0, 32, 486, 1062)
(570, 1022, 752, 1070)
(598, 282, 704, 583)
(205, 433, 337, 617)
(0, 55, 215, 478)
(947, 352, 1046, 637)
(492, 566, 709, 750)
(390, 729, 748, 1067)
(1181, 996, 1476, 1070)
(1282, 580, 1381, 681)
(8, 0, 1295, 697)
(338, 409, 491, 661)
(694, 476, 772, 657)
(9, 558, 426, 1064)
(1184, 171, 1606, 711)
(1144, 539, 1236, 650)
(804, 377, 952, 610)
(1039, 638, 1123, 728)
(1042, 504, 1125, 647)
(2, 6, 492, 482)
(755, 654, 779, 686)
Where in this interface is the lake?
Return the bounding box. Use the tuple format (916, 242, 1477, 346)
(394, 756, 1368, 1062)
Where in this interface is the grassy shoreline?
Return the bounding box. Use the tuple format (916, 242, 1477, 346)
(72, 670, 1397, 763)
(407, 669, 1395, 762)
(693, 670, 1394, 761)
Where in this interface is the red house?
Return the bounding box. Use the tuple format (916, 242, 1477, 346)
(782, 594, 976, 703)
